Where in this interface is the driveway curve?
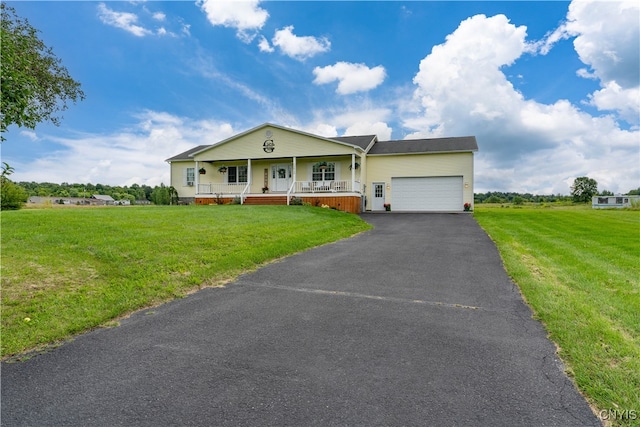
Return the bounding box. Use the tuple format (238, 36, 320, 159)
(1, 213, 599, 426)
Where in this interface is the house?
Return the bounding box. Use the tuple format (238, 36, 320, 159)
(91, 195, 115, 205)
(166, 123, 478, 213)
(592, 195, 639, 209)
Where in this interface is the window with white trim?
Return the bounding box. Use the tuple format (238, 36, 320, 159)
(227, 166, 248, 183)
(184, 167, 195, 186)
(312, 162, 335, 181)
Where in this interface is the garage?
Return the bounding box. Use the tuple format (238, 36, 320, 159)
(391, 176, 463, 212)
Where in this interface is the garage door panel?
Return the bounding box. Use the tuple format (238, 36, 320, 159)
(391, 177, 463, 212)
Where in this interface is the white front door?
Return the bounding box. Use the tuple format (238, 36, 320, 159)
(272, 164, 292, 192)
(372, 182, 385, 211)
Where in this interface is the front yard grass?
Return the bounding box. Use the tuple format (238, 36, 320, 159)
(474, 205, 639, 425)
(1, 205, 371, 359)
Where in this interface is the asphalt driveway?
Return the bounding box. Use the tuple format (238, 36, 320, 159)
(1, 213, 599, 426)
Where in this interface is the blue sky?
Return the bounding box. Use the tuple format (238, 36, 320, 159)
(3, 0, 639, 194)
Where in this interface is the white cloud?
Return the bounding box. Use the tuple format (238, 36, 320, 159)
(565, 0, 639, 88)
(300, 123, 338, 138)
(152, 11, 166, 22)
(97, 3, 152, 37)
(258, 35, 274, 53)
(19, 130, 38, 141)
(406, 12, 639, 194)
(532, 0, 639, 127)
(10, 111, 236, 187)
(271, 26, 330, 61)
(197, 0, 268, 43)
(565, 0, 640, 127)
(313, 62, 386, 95)
(344, 122, 392, 141)
(587, 81, 640, 125)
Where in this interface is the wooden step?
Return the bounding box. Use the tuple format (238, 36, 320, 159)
(242, 196, 288, 205)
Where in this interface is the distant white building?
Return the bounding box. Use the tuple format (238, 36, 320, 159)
(91, 195, 115, 205)
(592, 195, 640, 209)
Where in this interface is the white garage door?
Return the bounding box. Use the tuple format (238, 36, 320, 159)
(391, 176, 463, 212)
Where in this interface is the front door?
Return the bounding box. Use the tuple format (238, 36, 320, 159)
(272, 164, 292, 192)
(372, 182, 385, 211)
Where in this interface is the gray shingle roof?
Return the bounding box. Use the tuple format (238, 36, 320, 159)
(165, 131, 477, 162)
(368, 136, 478, 155)
(331, 135, 377, 150)
(166, 145, 212, 162)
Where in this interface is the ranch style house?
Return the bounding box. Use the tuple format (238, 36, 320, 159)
(166, 123, 478, 214)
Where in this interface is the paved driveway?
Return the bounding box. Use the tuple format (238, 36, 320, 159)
(2, 214, 599, 426)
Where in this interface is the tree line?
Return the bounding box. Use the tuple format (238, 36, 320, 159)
(15, 181, 176, 205)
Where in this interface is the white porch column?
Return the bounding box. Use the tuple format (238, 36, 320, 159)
(195, 161, 199, 194)
(247, 158, 252, 187)
(351, 154, 356, 191)
(293, 157, 297, 182)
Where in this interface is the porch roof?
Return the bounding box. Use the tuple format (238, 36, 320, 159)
(165, 145, 212, 162)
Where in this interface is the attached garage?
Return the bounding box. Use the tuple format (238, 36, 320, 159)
(391, 176, 463, 212)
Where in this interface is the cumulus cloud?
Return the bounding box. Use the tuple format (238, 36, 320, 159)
(532, 0, 639, 127)
(313, 62, 387, 95)
(271, 26, 330, 61)
(344, 122, 392, 141)
(97, 3, 152, 37)
(406, 11, 639, 194)
(258, 35, 274, 53)
(197, 0, 268, 43)
(10, 111, 236, 187)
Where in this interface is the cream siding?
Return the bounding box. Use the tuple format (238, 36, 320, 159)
(364, 152, 474, 210)
(171, 161, 197, 197)
(193, 126, 358, 162)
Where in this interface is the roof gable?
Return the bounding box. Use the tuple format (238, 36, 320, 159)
(190, 123, 364, 161)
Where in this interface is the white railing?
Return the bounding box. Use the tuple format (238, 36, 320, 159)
(198, 183, 247, 194)
(240, 183, 250, 204)
(291, 180, 361, 193)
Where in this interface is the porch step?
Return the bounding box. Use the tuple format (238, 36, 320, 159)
(243, 196, 288, 206)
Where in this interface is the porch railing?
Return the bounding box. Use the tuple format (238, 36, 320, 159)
(197, 183, 247, 194)
(291, 180, 361, 193)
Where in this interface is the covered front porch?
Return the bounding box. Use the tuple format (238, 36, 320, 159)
(192, 155, 364, 213)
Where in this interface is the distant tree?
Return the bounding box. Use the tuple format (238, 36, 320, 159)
(1, 162, 28, 210)
(599, 190, 614, 196)
(1, 4, 85, 140)
(151, 184, 171, 205)
(512, 195, 524, 205)
(628, 187, 640, 196)
(571, 177, 598, 203)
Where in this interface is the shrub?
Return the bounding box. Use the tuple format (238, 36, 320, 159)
(1, 178, 28, 210)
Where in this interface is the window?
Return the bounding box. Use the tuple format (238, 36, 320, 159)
(312, 162, 335, 181)
(227, 166, 248, 183)
(375, 184, 384, 197)
(184, 167, 195, 186)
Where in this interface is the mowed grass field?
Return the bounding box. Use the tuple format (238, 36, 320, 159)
(474, 205, 639, 424)
(1, 205, 371, 359)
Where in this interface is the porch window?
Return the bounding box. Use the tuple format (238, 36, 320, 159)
(227, 166, 248, 183)
(184, 167, 195, 186)
(312, 162, 335, 181)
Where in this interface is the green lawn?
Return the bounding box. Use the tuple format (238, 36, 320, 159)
(474, 205, 639, 425)
(1, 205, 371, 358)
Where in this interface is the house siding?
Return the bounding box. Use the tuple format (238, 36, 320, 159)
(193, 126, 358, 161)
(365, 152, 474, 210)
